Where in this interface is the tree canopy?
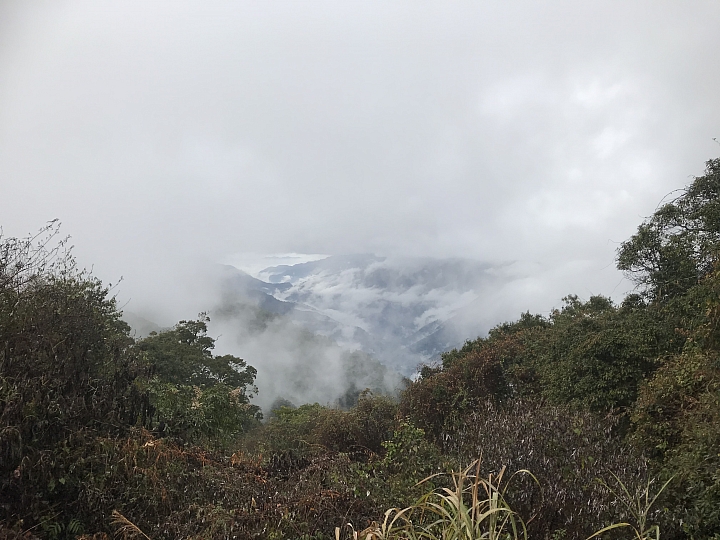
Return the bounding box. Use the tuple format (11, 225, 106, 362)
(137, 315, 257, 391)
(136, 315, 261, 444)
(618, 158, 720, 302)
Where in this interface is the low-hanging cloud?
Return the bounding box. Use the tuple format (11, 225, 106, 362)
(1, 0, 719, 368)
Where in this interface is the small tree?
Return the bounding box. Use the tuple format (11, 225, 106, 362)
(137, 316, 261, 445)
(618, 158, 720, 302)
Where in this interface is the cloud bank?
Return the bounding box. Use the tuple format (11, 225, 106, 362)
(1, 1, 720, 373)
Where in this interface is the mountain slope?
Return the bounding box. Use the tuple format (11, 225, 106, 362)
(222, 256, 501, 374)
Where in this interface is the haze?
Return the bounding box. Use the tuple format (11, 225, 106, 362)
(2, 0, 720, 328)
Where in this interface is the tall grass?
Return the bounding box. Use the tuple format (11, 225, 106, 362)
(341, 463, 670, 540)
(588, 473, 674, 540)
(110, 511, 151, 540)
(339, 460, 537, 540)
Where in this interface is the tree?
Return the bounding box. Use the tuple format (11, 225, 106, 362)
(137, 315, 257, 390)
(618, 158, 720, 302)
(535, 295, 660, 411)
(137, 316, 261, 444)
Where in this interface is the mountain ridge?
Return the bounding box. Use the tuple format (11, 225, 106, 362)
(222, 255, 499, 374)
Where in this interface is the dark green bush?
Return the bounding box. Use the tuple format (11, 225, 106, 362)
(534, 295, 660, 411)
(137, 316, 261, 448)
(0, 226, 150, 525)
(631, 350, 720, 538)
(400, 342, 511, 440)
(316, 391, 397, 455)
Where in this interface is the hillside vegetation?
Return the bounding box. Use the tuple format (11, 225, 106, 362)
(2, 159, 720, 539)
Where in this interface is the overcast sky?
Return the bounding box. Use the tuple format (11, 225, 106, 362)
(1, 1, 720, 322)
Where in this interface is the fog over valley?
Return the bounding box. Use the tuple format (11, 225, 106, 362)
(2, 1, 720, 409)
(119, 251, 634, 409)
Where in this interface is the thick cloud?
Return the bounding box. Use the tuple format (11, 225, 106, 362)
(1, 0, 719, 325)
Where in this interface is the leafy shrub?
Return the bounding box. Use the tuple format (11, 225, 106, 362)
(381, 421, 440, 476)
(247, 403, 330, 456)
(405, 294, 660, 449)
(400, 342, 511, 440)
(316, 391, 397, 456)
(441, 399, 649, 539)
(1, 423, 386, 538)
(146, 380, 260, 448)
(534, 295, 660, 411)
(0, 225, 151, 525)
(137, 316, 261, 447)
(631, 350, 720, 538)
(249, 392, 397, 461)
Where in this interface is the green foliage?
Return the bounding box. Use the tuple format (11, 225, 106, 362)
(535, 295, 660, 411)
(401, 338, 512, 440)
(631, 350, 718, 457)
(381, 421, 438, 474)
(137, 316, 261, 446)
(408, 293, 661, 443)
(250, 403, 329, 456)
(138, 316, 256, 390)
(0, 224, 151, 524)
(250, 392, 397, 460)
(59, 430, 379, 539)
(627, 264, 720, 538)
(631, 350, 720, 537)
(618, 158, 720, 302)
(40, 518, 84, 540)
(145, 380, 259, 447)
(349, 463, 674, 540)
(316, 391, 397, 455)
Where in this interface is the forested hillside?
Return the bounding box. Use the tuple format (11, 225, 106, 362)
(2, 159, 720, 539)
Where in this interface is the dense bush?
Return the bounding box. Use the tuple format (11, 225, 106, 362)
(441, 399, 649, 539)
(630, 349, 720, 538)
(533, 295, 661, 411)
(408, 293, 662, 436)
(0, 225, 150, 525)
(315, 391, 397, 455)
(624, 264, 720, 538)
(57, 430, 379, 539)
(400, 341, 511, 440)
(248, 392, 397, 459)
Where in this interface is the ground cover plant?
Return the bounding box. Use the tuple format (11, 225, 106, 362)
(2, 159, 720, 539)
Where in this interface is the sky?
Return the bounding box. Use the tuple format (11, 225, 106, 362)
(1, 0, 720, 325)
